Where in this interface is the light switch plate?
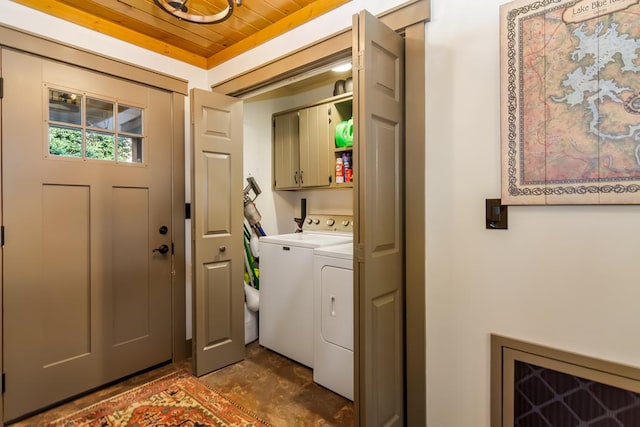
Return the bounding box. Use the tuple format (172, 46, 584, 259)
(486, 199, 508, 230)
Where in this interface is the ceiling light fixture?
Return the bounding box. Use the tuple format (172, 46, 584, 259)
(331, 62, 352, 73)
(154, 0, 241, 25)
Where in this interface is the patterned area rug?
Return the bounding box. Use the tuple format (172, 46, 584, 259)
(47, 370, 272, 426)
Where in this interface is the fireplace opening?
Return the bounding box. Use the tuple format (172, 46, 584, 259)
(492, 335, 640, 426)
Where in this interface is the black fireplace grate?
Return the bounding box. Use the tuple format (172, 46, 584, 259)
(514, 360, 640, 426)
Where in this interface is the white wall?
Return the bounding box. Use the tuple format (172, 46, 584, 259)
(243, 82, 354, 236)
(207, 0, 407, 86)
(243, 94, 300, 235)
(8, 1, 635, 425)
(426, 0, 640, 425)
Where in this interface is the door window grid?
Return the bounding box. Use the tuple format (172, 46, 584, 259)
(47, 87, 144, 164)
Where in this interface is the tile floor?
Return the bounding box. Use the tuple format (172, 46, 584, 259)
(8, 341, 354, 426)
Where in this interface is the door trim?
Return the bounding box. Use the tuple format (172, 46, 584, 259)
(404, 21, 427, 427)
(171, 91, 189, 362)
(210, 1, 429, 424)
(0, 48, 4, 425)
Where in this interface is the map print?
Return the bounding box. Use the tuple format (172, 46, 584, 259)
(500, 0, 640, 204)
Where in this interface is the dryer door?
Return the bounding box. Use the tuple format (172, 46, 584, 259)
(321, 265, 354, 350)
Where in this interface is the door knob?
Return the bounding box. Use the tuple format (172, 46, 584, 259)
(153, 244, 169, 255)
(219, 245, 226, 252)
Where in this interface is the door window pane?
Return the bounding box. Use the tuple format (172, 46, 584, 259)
(86, 98, 115, 130)
(118, 105, 143, 134)
(118, 136, 143, 163)
(49, 89, 82, 125)
(49, 125, 82, 158)
(46, 87, 144, 164)
(86, 131, 115, 161)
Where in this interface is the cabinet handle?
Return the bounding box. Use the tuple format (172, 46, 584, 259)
(300, 170, 304, 184)
(294, 171, 298, 184)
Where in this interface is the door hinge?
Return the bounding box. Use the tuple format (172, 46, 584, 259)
(1, 225, 4, 246)
(356, 51, 364, 70)
(0, 77, 3, 99)
(171, 242, 175, 255)
(355, 243, 365, 263)
(2, 373, 5, 394)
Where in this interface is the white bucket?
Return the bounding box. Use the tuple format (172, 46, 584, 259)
(244, 303, 258, 344)
(244, 283, 259, 344)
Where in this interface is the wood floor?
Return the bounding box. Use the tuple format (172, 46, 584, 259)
(8, 341, 354, 426)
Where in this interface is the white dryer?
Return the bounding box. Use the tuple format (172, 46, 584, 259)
(313, 242, 353, 400)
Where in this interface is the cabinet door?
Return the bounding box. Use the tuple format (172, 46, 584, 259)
(273, 112, 300, 189)
(299, 104, 332, 187)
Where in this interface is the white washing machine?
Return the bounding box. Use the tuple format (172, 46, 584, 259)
(259, 215, 352, 368)
(313, 242, 354, 400)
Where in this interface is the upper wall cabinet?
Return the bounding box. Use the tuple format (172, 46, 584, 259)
(272, 93, 352, 190)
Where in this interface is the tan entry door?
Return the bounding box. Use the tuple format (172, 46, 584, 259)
(1, 49, 173, 421)
(353, 10, 406, 427)
(190, 89, 245, 376)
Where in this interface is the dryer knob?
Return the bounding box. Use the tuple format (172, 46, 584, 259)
(326, 219, 335, 226)
(342, 220, 350, 226)
(306, 218, 313, 224)
(313, 218, 320, 225)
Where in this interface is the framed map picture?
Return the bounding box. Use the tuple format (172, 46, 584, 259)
(500, 0, 640, 204)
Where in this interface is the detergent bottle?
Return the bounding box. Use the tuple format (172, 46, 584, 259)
(335, 156, 344, 183)
(342, 152, 351, 183)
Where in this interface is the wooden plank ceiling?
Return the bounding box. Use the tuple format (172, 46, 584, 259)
(11, 0, 350, 69)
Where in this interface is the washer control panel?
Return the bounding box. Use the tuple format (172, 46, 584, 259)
(303, 214, 353, 233)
